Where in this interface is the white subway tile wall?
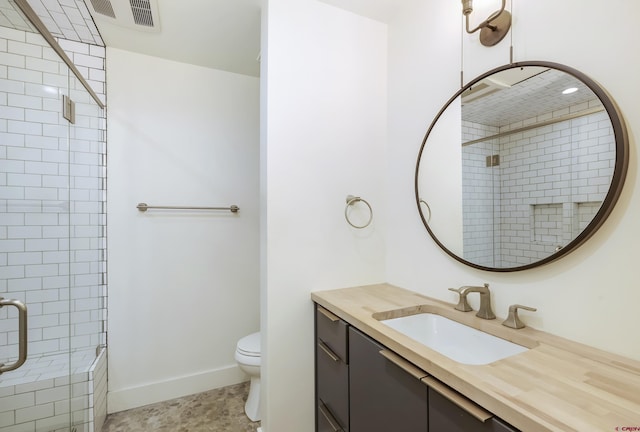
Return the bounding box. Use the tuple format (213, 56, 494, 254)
(462, 101, 614, 267)
(0, 349, 105, 431)
(1, 24, 106, 432)
(0, 2, 36, 33)
(462, 122, 500, 267)
(91, 348, 107, 432)
(25, 0, 103, 47)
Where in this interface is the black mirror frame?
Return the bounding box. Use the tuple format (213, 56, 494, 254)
(415, 61, 629, 272)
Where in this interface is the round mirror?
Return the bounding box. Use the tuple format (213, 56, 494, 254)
(415, 61, 629, 272)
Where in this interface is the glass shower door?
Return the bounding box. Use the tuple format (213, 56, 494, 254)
(0, 32, 73, 429)
(0, 17, 105, 432)
(67, 69, 108, 432)
(0, 23, 76, 430)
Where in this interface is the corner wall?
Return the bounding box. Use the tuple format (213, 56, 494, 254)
(261, 1, 388, 430)
(106, 48, 260, 412)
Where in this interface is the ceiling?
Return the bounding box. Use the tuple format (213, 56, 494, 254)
(87, 0, 262, 77)
(9, 0, 593, 124)
(5, 0, 403, 78)
(317, 0, 402, 23)
(462, 67, 599, 127)
(88, 0, 401, 77)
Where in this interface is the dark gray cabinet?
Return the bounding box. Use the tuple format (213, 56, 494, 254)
(315, 306, 349, 431)
(491, 418, 521, 432)
(349, 326, 428, 432)
(314, 304, 520, 432)
(429, 387, 519, 432)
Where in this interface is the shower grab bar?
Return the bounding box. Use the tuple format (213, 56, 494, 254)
(136, 203, 239, 213)
(0, 298, 28, 375)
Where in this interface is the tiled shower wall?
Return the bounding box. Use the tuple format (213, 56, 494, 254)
(0, 23, 107, 431)
(462, 99, 615, 267)
(461, 122, 500, 267)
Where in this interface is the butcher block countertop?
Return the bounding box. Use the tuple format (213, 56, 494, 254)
(311, 283, 640, 432)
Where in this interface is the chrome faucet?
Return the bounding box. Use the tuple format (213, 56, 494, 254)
(448, 283, 496, 320)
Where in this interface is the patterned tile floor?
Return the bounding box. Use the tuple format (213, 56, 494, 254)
(101, 382, 261, 432)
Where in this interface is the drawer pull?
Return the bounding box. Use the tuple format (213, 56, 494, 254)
(317, 306, 340, 322)
(319, 400, 344, 432)
(318, 341, 340, 362)
(421, 376, 493, 422)
(379, 349, 428, 380)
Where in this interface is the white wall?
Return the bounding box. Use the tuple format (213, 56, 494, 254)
(259, 0, 640, 430)
(103, 0, 640, 428)
(387, 0, 640, 361)
(106, 48, 260, 412)
(261, 1, 388, 430)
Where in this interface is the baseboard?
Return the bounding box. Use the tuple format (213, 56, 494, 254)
(107, 364, 248, 413)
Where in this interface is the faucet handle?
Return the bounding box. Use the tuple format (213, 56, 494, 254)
(448, 287, 473, 312)
(502, 304, 537, 329)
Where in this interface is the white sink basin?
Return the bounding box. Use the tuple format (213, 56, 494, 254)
(380, 313, 528, 365)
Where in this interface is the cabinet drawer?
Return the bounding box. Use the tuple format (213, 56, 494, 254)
(316, 305, 349, 362)
(428, 387, 493, 432)
(317, 341, 349, 431)
(490, 417, 521, 432)
(426, 375, 521, 432)
(318, 400, 346, 432)
(349, 327, 428, 432)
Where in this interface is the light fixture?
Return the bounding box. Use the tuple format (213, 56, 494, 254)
(461, 0, 512, 47)
(562, 87, 579, 95)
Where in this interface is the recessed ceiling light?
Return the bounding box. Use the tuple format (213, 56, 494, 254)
(562, 87, 578, 95)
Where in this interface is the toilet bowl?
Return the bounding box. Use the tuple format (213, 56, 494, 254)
(235, 331, 261, 422)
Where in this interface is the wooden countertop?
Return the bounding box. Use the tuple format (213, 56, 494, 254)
(311, 283, 640, 432)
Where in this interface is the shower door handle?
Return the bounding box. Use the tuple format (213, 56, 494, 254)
(0, 297, 28, 374)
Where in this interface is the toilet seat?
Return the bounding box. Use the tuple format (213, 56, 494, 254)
(237, 332, 260, 357)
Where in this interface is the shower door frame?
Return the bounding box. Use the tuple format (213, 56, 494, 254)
(1, 1, 108, 431)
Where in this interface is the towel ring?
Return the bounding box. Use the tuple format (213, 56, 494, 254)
(419, 199, 431, 223)
(345, 195, 373, 229)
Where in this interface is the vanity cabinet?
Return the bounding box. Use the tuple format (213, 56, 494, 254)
(315, 306, 350, 431)
(428, 387, 519, 432)
(349, 327, 428, 431)
(314, 304, 520, 432)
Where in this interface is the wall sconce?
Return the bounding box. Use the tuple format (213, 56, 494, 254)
(461, 0, 511, 46)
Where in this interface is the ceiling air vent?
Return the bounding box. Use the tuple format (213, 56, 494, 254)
(90, 0, 116, 18)
(129, 0, 154, 27)
(85, 0, 160, 32)
(462, 79, 509, 105)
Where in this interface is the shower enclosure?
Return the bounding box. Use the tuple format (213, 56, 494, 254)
(0, 2, 107, 431)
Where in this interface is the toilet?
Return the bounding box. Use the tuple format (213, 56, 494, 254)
(235, 331, 261, 422)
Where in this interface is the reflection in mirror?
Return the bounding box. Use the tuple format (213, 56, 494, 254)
(0, 0, 37, 32)
(416, 62, 628, 271)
